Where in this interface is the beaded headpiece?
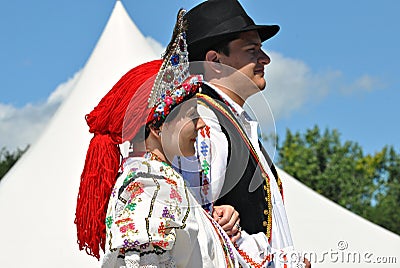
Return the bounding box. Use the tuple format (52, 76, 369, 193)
(147, 9, 202, 128)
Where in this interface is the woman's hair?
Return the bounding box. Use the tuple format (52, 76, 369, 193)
(130, 98, 184, 145)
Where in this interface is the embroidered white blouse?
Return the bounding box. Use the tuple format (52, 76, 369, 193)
(102, 155, 278, 268)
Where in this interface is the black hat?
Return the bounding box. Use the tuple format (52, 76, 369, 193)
(185, 0, 280, 61)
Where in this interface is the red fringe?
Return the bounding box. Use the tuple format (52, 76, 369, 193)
(75, 134, 119, 259)
(75, 60, 162, 260)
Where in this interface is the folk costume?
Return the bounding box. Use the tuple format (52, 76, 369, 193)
(174, 1, 299, 267)
(75, 9, 281, 268)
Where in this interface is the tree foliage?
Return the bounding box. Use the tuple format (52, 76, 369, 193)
(0, 146, 29, 181)
(276, 126, 400, 235)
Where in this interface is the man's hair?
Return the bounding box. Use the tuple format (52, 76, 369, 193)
(188, 33, 241, 75)
(189, 33, 241, 62)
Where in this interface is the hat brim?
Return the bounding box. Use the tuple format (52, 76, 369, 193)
(246, 24, 280, 42)
(188, 24, 279, 60)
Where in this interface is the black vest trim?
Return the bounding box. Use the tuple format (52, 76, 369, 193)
(197, 92, 273, 241)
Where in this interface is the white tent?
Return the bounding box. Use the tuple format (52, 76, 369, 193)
(281, 167, 400, 267)
(0, 1, 399, 268)
(0, 1, 156, 267)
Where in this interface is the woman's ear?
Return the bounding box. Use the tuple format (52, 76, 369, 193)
(149, 126, 162, 139)
(205, 50, 222, 74)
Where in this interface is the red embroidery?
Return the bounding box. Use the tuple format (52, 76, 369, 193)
(119, 223, 135, 233)
(115, 217, 133, 225)
(165, 177, 177, 186)
(158, 222, 166, 237)
(152, 240, 169, 248)
(170, 188, 182, 202)
(126, 182, 144, 198)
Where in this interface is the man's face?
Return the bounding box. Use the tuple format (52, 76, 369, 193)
(219, 30, 270, 94)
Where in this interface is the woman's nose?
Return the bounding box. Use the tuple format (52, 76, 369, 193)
(196, 117, 206, 130)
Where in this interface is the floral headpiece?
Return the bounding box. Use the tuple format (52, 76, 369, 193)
(147, 9, 203, 128)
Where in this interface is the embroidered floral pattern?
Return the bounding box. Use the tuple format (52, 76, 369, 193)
(152, 240, 170, 248)
(115, 217, 139, 244)
(106, 216, 113, 229)
(170, 188, 182, 202)
(126, 182, 144, 199)
(162, 207, 176, 220)
(105, 156, 190, 256)
(123, 239, 140, 248)
(201, 159, 210, 176)
(158, 222, 166, 237)
(165, 177, 177, 186)
(197, 124, 213, 213)
(126, 202, 137, 211)
(124, 168, 138, 184)
(120, 222, 135, 234)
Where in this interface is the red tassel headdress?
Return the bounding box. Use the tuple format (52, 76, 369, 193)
(75, 60, 163, 259)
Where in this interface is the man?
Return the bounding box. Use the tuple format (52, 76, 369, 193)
(175, 0, 311, 267)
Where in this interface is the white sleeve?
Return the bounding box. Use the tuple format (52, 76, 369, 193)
(235, 231, 272, 265)
(197, 104, 229, 203)
(124, 250, 176, 268)
(236, 231, 301, 268)
(102, 172, 187, 268)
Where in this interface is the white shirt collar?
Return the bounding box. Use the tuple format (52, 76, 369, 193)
(204, 82, 246, 117)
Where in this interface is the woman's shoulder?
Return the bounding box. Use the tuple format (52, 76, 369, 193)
(105, 157, 191, 253)
(115, 157, 185, 191)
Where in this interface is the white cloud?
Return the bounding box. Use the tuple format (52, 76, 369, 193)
(340, 75, 383, 95)
(47, 71, 81, 104)
(0, 70, 81, 151)
(247, 51, 340, 124)
(247, 51, 381, 127)
(145, 36, 165, 57)
(244, 51, 383, 158)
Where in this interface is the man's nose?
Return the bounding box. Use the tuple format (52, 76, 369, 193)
(258, 49, 271, 65)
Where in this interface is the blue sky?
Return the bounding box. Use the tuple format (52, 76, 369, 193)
(1, 0, 399, 155)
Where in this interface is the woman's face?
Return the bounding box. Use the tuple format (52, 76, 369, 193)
(161, 99, 205, 160)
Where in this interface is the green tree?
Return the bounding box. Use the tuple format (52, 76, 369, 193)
(0, 146, 29, 181)
(369, 146, 400, 234)
(276, 126, 399, 235)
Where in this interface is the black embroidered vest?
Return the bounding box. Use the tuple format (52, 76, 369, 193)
(197, 84, 282, 239)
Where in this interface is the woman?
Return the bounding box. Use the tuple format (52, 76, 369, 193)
(75, 10, 278, 268)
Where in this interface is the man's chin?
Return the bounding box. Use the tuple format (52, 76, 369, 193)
(258, 79, 267, 91)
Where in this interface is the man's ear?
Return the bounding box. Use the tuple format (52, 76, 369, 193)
(205, 50, 222, 73)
